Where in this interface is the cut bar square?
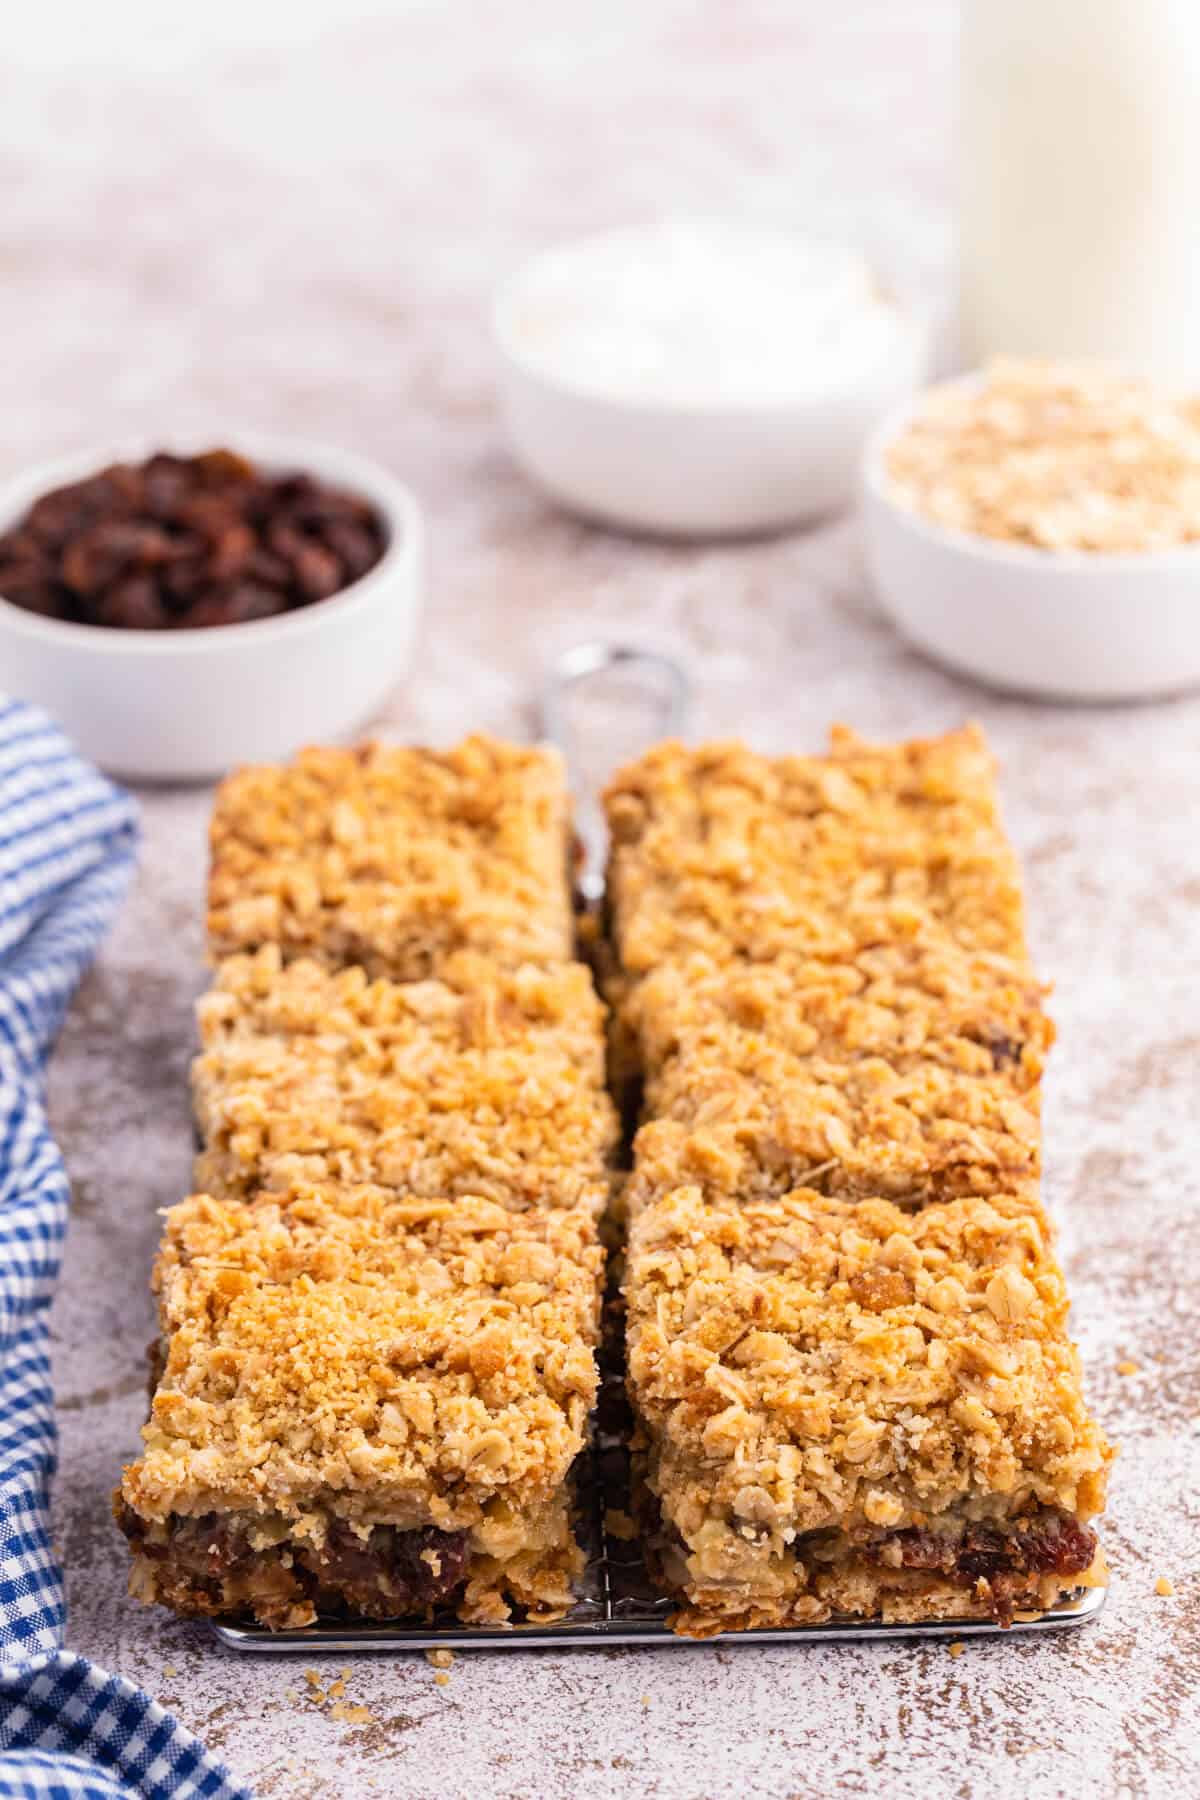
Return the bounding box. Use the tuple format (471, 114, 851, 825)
(625, 1182, 1111, 1635)
(603, 726, 1031, 996)
(629, 947, 1050, 1203)
(193, 946, 618, 1211)
(118, 1181, 604, 1628)
(207, 735, 575, 978)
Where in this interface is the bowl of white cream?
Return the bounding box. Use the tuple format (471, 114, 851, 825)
(493, 219, 929, 538)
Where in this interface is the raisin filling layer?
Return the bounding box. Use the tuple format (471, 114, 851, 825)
(116, 1502, 470, 1626)
(866, 1510, 1097, 1625)
(640, 1493, 1096, 1628)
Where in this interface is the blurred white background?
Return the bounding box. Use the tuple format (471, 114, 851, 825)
(0, 1, 952, 467)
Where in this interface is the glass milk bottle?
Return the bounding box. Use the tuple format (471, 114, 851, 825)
(960, 0, 1200, 381)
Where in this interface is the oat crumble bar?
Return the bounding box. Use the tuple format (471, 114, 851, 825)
(192, 946, 618, 1210)
(207, 736, 574, 977)
(123, 722, 1111, 1639)
(626, 1183, 1111, 1634)
(121, 732, 609, 1630)
(629, 949, 1050, 1203)
(607, 726, 1109, 1632)
(603, 727, 1029, 993)
(119, 1182, 602, 1627)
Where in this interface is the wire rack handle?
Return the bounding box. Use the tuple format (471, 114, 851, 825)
(538, 643, 691, 904)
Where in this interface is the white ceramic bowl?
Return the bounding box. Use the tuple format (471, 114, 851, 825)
(493, 252, 929, 539)
(0, 436, 424, 781)
(862, 394, 1200, 702)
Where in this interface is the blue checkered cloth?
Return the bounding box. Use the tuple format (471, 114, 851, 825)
(0, 699, 251, 1800)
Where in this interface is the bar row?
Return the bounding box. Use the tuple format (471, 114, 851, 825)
(605, 729, 1111, 1633)
(118, 737, 615, 1629)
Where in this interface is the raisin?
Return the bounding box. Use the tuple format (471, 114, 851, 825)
(62, 523, 172, 594)
(983, 1029, 1024, 1069)
(291, 541, 343, 602)
(869, 1509, 1098, 1624)
(93, 575, 172, 630)
(0, 448, 387, 630)
(184, 584, 288, 628)
(322, 517, 385, 579)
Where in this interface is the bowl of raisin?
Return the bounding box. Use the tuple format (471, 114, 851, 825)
(0, 438, 424, 780)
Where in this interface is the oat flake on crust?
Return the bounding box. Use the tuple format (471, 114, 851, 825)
(124, 1180, 602, 1528)
(207, 735, 574, 978)
(193, 946, 618, 1210)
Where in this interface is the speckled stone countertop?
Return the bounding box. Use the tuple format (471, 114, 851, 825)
(4, 3, 1197, 1795)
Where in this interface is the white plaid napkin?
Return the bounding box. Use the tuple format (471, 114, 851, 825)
(0, 699, 250, 1799)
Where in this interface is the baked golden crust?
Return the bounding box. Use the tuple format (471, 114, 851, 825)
(625, 946, 1050, 1203)
(626, 1184, 1111, 1631)
(626, 942, 1050, 1082)
(121, 1181, 601, 1533)
(603, 726, 1029, 987)
(208, 736, 574, 977)
(193, 947, 618, 1209)
(129, 722, 1110, 1637)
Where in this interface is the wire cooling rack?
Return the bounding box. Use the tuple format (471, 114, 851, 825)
(212, 1572, 1106, 1655)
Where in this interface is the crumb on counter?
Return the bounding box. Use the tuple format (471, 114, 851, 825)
(1155, 1577, 1175, 1597)
(331, 1702, 374, 1725)
(425, 1648, 455, 1669)
(434, 1672, 451, 1688)
(1117, 1360, 1140, 1376)
(948, 1641, 964, 1658)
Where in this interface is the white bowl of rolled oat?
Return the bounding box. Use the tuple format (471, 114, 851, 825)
(862, 360, 1200, 701)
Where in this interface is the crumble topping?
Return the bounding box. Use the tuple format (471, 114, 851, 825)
(124, 1181, 602, 1527)
(208, 736, 574, 977)
(125, 732, 609, 1632)
(193, 947, 618, 1209)
(607, 725, 1110, 1632)
(623, 946, 1050, 1204)
(627, 1184, 1108, 1542)
(627, 1184, 1111, 1628)
(126, 723, 1112, 1637)
(603, 727, 1028, 989)
(624, 942, 1051, 1082)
